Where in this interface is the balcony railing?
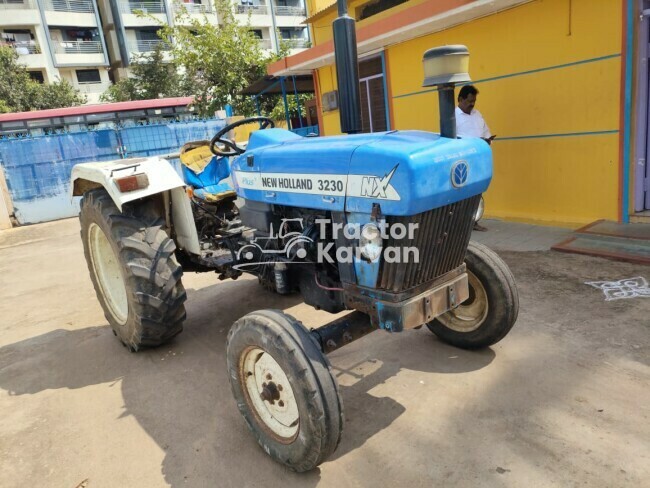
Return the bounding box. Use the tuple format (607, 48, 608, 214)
(119, 1, 166, 14)
(129, 39, 170, 52)
(43, 0, 95, 13)
(282, 38, 309, 48)
(257, 38, 272, 49)
(236, 4, 268, 15)
(1, 40, 41, 54)
(52, 40, 103, 54)
(274, 5, 305, 16)
(0, 0, 33, 9)
(174, 2, 211, 14)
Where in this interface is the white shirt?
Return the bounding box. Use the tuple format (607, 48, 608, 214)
(455, 106, 491, 139)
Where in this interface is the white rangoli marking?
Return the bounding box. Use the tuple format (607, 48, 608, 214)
(585, 276, 650, 301)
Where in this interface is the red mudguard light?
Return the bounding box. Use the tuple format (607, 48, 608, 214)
(115, 173, 149, 192)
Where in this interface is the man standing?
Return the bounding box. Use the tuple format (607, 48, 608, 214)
(456, 85, 494, 144)
(456, 85, 492, 231)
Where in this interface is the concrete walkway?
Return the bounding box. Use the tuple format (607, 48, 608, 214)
(0, 218, 648, 488)
(472, 219, 573, 252)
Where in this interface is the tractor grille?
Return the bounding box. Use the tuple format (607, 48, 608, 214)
(378, 195, 481, 292)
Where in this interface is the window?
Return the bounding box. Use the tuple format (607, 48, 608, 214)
(28, 71, 44, 83)
(357, 0, 408, 21)
(64, 115, 85, 124)
(137, 30, 161, 41)
(280, 27, 305, 39)
(76, 69, 101, 84)
(250, 29, 263, 39)
(26, 119, 51, 128)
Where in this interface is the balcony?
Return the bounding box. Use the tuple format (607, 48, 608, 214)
(0, 0, 40, 25)
(257, 38, 272, 49)
(173, 1, 211, 14)
(274, 5, 305, 16)
(5, 39, 40, 54)
(236, 4, 268, 15)
(52, 40, 105, 65)
(282, 38, 309, 49)
(120, 1, 167, 26)
(1, 40, 47, 68)
(120, 1, 166, 14)
(128, 39, 171, 62)
(53, 39, 102, 53)
(43, 0, 98, 27)
(43, 0, 94, 12)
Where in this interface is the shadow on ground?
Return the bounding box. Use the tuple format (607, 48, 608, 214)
(0, 251, 648, 486)
(0, 275, 495, 486)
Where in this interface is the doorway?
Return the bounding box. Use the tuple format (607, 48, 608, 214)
(358, 55, 388, 133)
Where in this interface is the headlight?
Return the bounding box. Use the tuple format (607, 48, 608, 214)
(359, 223, 382, 261)
(475, 196, 485, 222)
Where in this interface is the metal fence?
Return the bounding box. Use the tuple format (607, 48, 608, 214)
(129, 39, 170, 53)
(119, 0, 166, 13)
(274, 5, 305, 15)
(42, 0, 95, 12)
(236, 4, 268, 14)
(52, 40, 103, 54)
(174, 1, 211, 14)
(0, 118, 225, 224)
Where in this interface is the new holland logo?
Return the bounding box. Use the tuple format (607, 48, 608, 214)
(451, 160, 469, 188)
(233, 165, 402, 201)
(360, 165, 398, 199)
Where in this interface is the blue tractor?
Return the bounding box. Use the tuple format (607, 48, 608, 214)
(71, 3, 518, 472)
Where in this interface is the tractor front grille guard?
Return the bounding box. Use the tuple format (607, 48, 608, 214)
(378, 195, 481, 293)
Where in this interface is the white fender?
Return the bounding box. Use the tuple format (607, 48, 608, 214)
(71, 156, 201, 255)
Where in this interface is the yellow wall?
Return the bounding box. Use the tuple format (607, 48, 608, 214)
(316, 0, 623, 225)
(316, 65, 344, 136)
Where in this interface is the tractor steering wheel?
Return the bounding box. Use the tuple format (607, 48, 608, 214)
(209, 116, 275, 157)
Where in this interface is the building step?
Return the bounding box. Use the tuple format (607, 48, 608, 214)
(552, 220, 650, 265)
(630, 211, 650, 224)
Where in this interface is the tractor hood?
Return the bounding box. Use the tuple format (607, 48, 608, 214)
(230, 128, 492, 216)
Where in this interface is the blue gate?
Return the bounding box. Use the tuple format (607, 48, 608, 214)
(0, 119, 225, 224)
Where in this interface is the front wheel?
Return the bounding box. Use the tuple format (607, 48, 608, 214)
(426, 241, 519, 349)
(226, 310, 343, 472)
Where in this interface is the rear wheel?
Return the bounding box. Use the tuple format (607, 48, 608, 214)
(427, 241, 518, 349)
(226, 309, 343, 472)
(80, 188, 186, 351)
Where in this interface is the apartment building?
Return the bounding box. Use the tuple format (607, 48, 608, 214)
(1, 0, 309, 104)
(0, 0, 111, 103)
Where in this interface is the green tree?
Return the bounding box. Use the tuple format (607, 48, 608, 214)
(103, 1, 310, 120)
(270, 93, 313, 122)
(0, 46, 39, 113)
(101, 44, 190, 102)
(157, 0, 275, 117)
(0, 46, 85, 113)
(36, 79, 86, 110)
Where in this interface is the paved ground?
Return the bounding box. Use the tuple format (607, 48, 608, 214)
(0, 218, 648, 488)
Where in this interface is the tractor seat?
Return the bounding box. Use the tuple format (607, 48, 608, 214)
(192, 182, 236, 202)
(180, 140, 237, 203)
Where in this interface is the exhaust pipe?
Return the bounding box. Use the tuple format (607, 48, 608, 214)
(332, 0, 362, 134)
(422, 45, 471, 139)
